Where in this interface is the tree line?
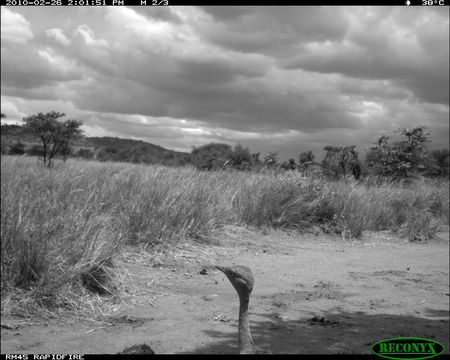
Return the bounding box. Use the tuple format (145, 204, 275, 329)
(1, 111, 448, 180)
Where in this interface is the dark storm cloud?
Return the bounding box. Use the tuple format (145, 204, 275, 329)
(155, 81, 360, 133)
(174, 56, 265, 86)
(133, 7, 183, 24)
(286, 46, 449, 105)
(200, 7, 348, 55)
(200, 6, 253, 21)
(283, 7, 449, 106)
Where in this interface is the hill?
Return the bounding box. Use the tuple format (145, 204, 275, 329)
(84, 136, 193, 166)
(1, 124, 193, 166)
(85, 136, 168, 152)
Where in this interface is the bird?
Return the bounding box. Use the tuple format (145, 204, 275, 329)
(117, 265, 267, 354)
(118, 343, 155, 354)
(215, 265, 271, 354)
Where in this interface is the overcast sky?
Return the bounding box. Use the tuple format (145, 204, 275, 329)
(1, 6, 449, 160)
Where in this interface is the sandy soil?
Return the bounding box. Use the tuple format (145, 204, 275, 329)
(1, 227, 449, 354)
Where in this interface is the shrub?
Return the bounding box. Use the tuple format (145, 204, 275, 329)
(76, 148, 94, 160)
(9, 141, 25, 155)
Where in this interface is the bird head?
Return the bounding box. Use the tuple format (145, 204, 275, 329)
(215, 265, 254, 295)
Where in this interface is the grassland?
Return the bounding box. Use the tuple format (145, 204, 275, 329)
(1, 155, 448, 317)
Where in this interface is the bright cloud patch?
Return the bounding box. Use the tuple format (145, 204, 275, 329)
(76, 24, 108, 47)
(46, 28, 71, 46)
(1, 8, 34, 44)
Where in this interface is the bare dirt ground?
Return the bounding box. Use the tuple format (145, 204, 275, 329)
(1, 226, 449, 354)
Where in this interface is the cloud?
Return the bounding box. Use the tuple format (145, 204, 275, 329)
(76, 24, 108, 47)
(200, 7, 348, 56)
(283, 7, 449, 106)
(0, 6, 448, 160)
(1, 7, 34, 44)
(133, 7, 183, 24)
(1, 95, 80, 123)
(46, 28, 71, 46)
(1, 44, 82, 93)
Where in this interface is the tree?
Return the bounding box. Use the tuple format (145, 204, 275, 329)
(367, 126, 430, 179)
(191, 143, 233, 170)
(58, 117, 84, 162)
(347, 146, 361, 180)
(322, 146, 342, 179)
(299, 150, 314, 165)
(263, 152, 278, 167)
(251, 152, 261, 164)
(281, 158, 297, 170)
(298, 150, 315, 176)
(23, 111, 83, 166)
(230, 144, 252, 170)
(60, 143, 72, 161)
(423, 149, 450, 177)
(322, 145, 360, 180)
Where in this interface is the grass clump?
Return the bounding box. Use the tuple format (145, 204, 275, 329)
(230, 170, 448, 240)
(1, 158, 126, 318)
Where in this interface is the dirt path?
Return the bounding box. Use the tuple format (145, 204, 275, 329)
(2, 227, 449, 354)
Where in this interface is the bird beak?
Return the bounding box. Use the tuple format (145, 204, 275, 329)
(214, 265, 225, 272)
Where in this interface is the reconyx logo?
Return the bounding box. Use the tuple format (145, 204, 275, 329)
(371, 337, 445, 360)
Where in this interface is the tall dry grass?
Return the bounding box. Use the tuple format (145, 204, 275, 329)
(1, 155, 448, 316)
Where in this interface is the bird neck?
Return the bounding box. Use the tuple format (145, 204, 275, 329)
(238, 293, 255, 354)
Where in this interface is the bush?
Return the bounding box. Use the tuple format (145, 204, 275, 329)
(9, 141, 25, 155)
(76, 148, 94, 160)
(398, 210, 439, 242)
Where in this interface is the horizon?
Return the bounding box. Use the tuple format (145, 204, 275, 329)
(1, 6, 449, 161)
